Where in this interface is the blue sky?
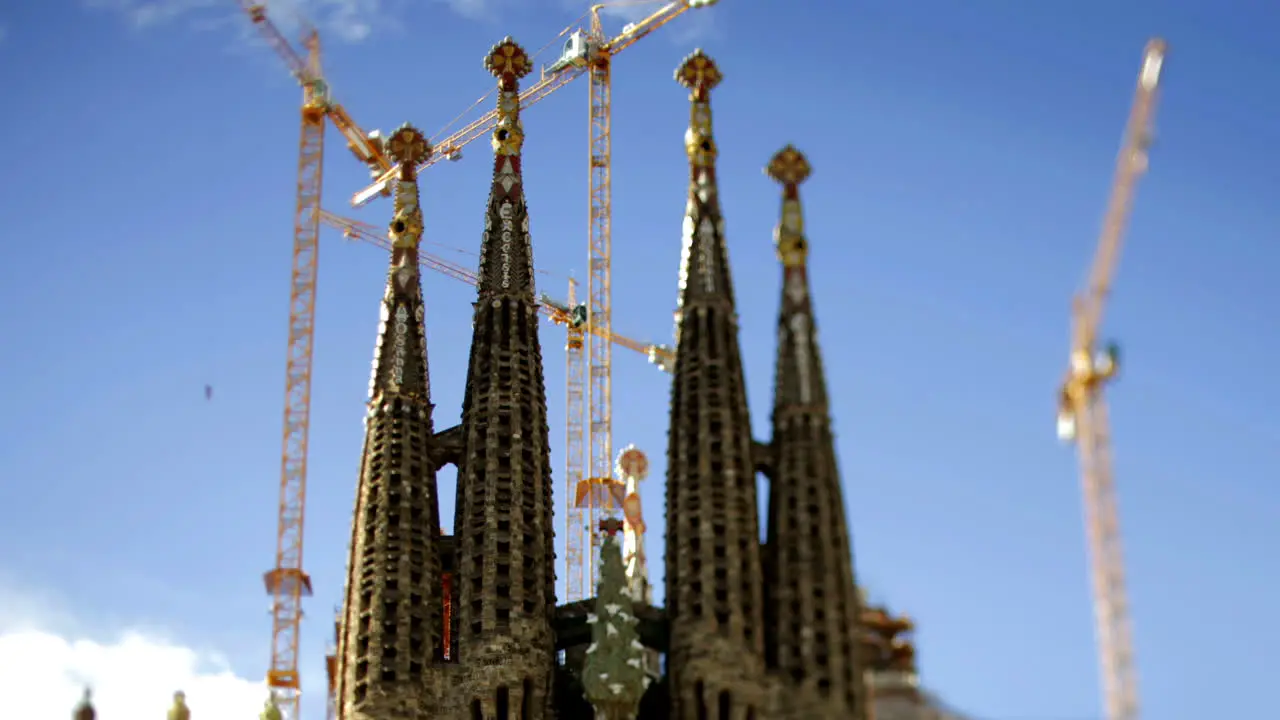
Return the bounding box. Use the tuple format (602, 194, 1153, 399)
(0, 1, 1276, 718)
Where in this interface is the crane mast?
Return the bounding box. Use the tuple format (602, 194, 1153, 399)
(261, 29, 320, 720)
(236, 3, 392, 717)
(1056, 38, 1167, 720)
(584, 6, 617, 594)
(564, 278, 589, 601)
(575, 0, 720, 598)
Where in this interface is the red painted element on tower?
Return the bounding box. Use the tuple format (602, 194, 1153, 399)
(441, 572, 453, 661)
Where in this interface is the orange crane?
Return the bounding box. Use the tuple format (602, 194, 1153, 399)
(1055, 38, 1167, 720)
(235, 3, 393, 717)
(345, 0, 713, 601)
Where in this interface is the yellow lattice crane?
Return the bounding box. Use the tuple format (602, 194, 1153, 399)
(345, 0, 715, 602)
(321, 212, 672, 366)
(234, 3, 392, 717)
(1055, 38, 1167, 720)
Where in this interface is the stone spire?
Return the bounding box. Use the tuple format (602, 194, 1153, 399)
(474, 37, 537, 303)
(72, 687, 94, 720)
(763, 146, 866, 719)
(452, 36, 556, 718)
(765, 146, 829, 411)
(366, 125, 436, 401)
(259, 696, 283, 720)
(167, 691, 190, 720)
(663, 49, 768, 719)
(336, 124, 447, 720)
(673, 50, 734, 315)
(582, 519, 647, 720)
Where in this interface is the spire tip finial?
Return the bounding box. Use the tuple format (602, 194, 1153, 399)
(771, 146, 810, 267)
(599, 517, 625, 537)
(675, 49, 722, 95)
(766, 145, 811, 186)
(386, 124, 431, 167)
(484, 37, 532, 81)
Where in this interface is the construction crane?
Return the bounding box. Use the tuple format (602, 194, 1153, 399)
(348, 0, 720, 204)
(234, 3, 393, 717)
(1055, 38, 1167, 720)
(320, 211, 673, 368)
(347, 0, 716, 602)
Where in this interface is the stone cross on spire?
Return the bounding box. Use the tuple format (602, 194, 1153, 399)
(485, 37, 532, 156)
(388, 125, 432, 178)
(675, 48, 723, 101)
(676, 50, 722, 172)
(386, 123, 430, 255)
(767, 144, 812, 268)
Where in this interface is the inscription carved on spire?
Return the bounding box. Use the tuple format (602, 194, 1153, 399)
(338, 120, 445, 720)
(452, 34, 556, 718)
(367, 123, 433, 401)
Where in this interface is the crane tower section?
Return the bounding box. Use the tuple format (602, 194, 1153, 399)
(563, 279, 589, 603)
(260, 27, 323, 719)
(1056, 38, 1166, 720)
(585, 10, 619, 595)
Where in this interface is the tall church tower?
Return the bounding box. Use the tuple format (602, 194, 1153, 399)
(336, 124, 447, 720)
(762, 146, 866, 720)
(664, 50, 768, 719)
(453, 37, 558, 719)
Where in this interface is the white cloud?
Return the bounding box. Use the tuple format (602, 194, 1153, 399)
(83, 0, 221, 30)
(0, 584, 266, 720)
(83, 0, 403, 43)
(435, 0, 494, 22)
(584, 0, 723, 45)
(0, 629, 266, 719)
